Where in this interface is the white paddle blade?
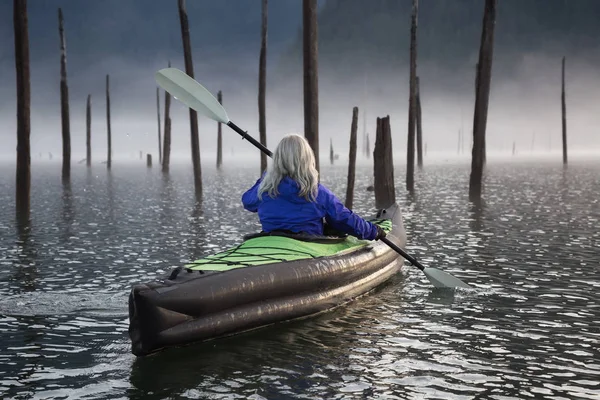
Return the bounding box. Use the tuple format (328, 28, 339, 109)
(424, 267, 471, 289)
(155, 68, 229, 124)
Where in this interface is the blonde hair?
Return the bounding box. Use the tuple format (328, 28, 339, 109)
(258, 134, 319, 201)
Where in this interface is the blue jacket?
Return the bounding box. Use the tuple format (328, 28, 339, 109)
(241, 176, 379, 240)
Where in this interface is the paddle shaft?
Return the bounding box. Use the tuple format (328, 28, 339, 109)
(381, 237, 424, 271)
(227, 121, 273, 158)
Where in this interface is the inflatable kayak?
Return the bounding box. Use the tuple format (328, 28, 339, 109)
(128, 202, 407, 356)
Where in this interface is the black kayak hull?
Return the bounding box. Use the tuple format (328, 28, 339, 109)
(128, 203, 407, 356)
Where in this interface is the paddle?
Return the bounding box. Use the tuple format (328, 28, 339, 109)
(154, 67, 471, 290)
(379, 237, 470, 288)
(154, 68, 272, 158)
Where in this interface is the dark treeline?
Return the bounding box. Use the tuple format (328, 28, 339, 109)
(276, 0, 600, 82)
(5, 0, 596, 78)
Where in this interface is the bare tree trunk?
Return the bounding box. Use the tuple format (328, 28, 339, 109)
(366, 133, 370, 158)
(58, 8, 71, 181)
(406, 0, 418, 191)
(345, 106, 358, 209)
(106, 74, 111, 169)
(178, 0, 202, 199)
(303, 0, 319, 173)
(416, 75, 423, 168)
(474, 62, 487, 166)
(469, 0, 496, 202)
(561, 56, 568, 165)
(258, 0, 268, 174)
(329, 139, 334, 165)
(362, 108, 367, 157)
(162, 119, 171, 171)
(156, 87, 162, 165)
(162, 61, 172, 173)
(147, 154, 152, 167)
(86, 94, 91, 166)
(374, 116, 396, 209)
(216, 90, 223, 168)
(14, 0, 31, 221)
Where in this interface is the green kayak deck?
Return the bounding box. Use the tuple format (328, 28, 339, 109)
(184, 219, 393, 272)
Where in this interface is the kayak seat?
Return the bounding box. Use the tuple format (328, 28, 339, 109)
(243, 229, 348, 244)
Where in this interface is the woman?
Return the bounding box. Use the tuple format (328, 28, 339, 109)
(242, 134, 386, 241)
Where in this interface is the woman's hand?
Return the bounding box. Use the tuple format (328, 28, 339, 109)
(374, 225, 387, 240)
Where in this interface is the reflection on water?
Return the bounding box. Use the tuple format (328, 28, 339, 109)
(0, 161, 599, 399)
(60, 180, 76, 244)
(12, 215, 38, 293)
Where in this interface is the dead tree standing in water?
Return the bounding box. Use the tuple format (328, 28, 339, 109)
(362, 109, 367, 157)
(345, 106, 359, 209)
(474, 62, 487, 165)
(178, 0, 202, 198)
(416, 75, 423, 168)
(106, 74, 112, 169)
(406, 0, 418, 191)
(86, 94, 91, 166)
(329, 139, 334, 165)
(469, 0, 496, 202)
(156, 88, 162, 165)
(14, 0, 31, 220)
(561, 56, 568, 165)
(162, 61, 172, 173)
(258, 0, 268, 174)
(303, 0, 319, 173)
(58, 8, 71, 181)
(374, 116, 396, 209)
(217, 90, 223, 168)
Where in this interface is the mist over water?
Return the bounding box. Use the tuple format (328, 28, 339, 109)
(2, 55, 600, 165)
(1, 1, 600, 163)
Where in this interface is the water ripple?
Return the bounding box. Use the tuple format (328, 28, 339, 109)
(0, 161, 599, 399)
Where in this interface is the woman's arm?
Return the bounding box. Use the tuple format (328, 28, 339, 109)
(319, 184, 378, 240)
(241, 176, 264, 212)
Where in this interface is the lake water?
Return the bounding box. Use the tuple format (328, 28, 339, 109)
(0, 160, 599, 399)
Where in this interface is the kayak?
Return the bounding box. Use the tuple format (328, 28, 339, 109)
(128, 202, 407, 356)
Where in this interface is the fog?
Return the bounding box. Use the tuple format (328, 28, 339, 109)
(1, 3, 600, 169)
